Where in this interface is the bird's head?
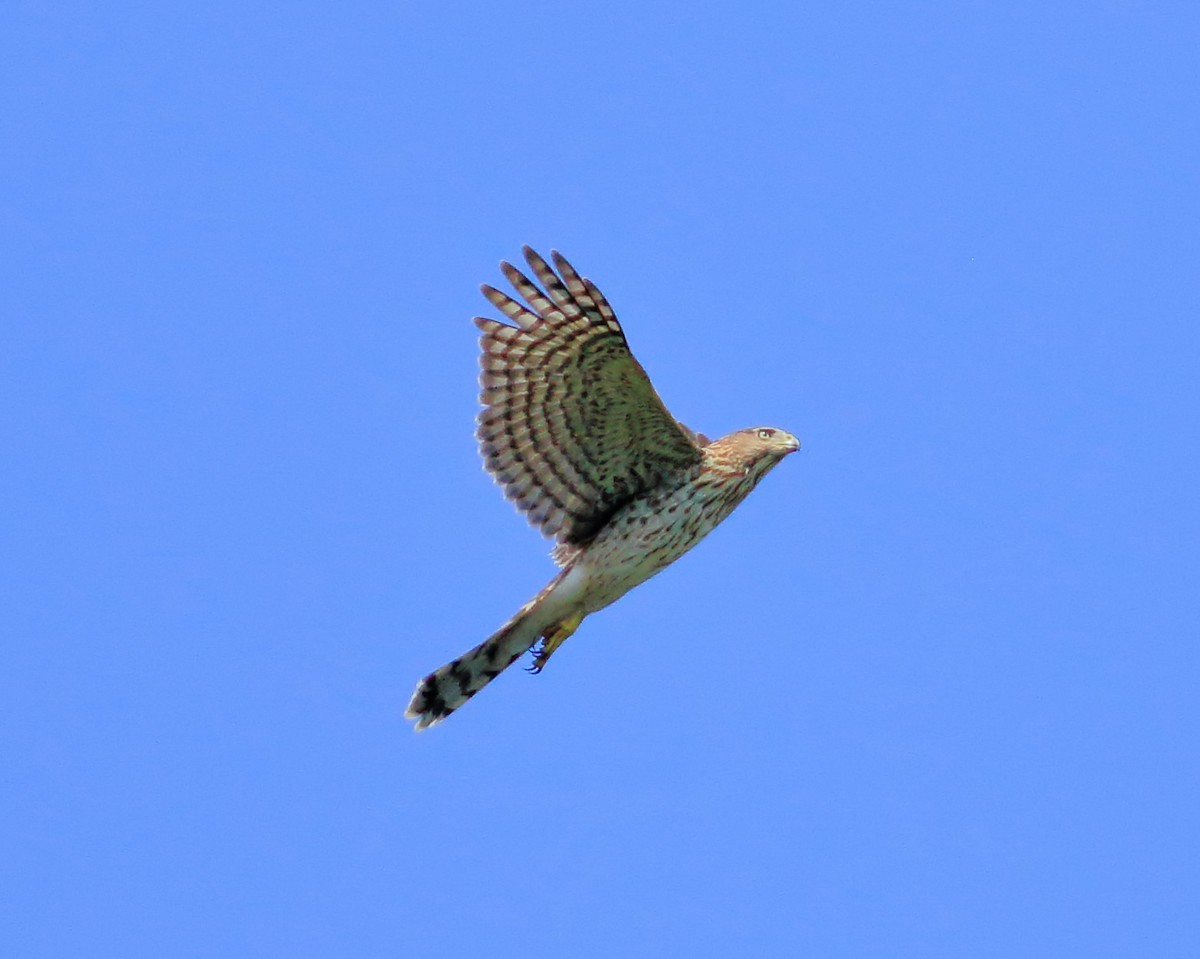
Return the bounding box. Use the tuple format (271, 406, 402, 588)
(746, 426, 801, 456)
(708, 426, 801, 475)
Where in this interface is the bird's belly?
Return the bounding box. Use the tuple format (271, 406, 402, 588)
(575, 498, 719, 614)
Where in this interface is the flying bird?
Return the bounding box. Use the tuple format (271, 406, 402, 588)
(405, 248, 800, 729)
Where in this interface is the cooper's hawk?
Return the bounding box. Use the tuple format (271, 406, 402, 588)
(406, 248, 799, 730)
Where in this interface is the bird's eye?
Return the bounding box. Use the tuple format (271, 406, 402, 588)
(757, 428, 775, 440)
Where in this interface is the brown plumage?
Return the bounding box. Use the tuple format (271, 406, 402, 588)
(405, 248, 799, 730)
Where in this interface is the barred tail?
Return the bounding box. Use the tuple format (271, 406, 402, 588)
(405, 570, 573, 731)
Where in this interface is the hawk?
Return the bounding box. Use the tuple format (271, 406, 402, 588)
(406, 248, 800, 730)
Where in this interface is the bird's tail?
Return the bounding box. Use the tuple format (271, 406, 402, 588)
(405, 570, 573, 731)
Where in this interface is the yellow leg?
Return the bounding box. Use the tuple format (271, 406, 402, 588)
(529, 611, 584, 673)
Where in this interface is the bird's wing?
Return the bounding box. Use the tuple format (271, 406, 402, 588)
(476, 247, 704, 546)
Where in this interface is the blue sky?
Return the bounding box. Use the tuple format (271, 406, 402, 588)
(4, 2, 1198, 956)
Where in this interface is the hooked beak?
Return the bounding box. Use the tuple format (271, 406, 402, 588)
(783, 434, 801, 454)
